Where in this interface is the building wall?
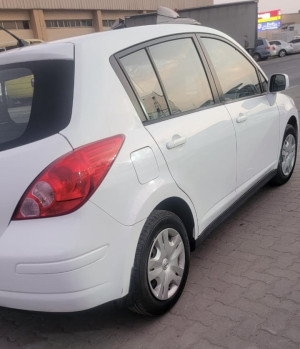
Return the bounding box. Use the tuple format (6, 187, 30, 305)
(0, 10, 34, 42)
(282, 13, 300, 25)
(0, 0, 213, 42)
(0, 0, 213, 10)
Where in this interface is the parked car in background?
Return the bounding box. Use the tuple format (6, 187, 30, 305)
(267, 42, 277, 57)
(269, 40, 294, 57)
(289, 38, 300, 53)
(0, 24, 298, 316)
(0, 39, 43, 52)
(253, 37, 271, 61)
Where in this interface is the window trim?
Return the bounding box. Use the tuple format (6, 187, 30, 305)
(196, 33, 268, 104)
(145, 46, 172, 117)
(111, 33, 220, 125)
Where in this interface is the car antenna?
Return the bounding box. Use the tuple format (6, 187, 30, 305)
(0, 25, 29, 47)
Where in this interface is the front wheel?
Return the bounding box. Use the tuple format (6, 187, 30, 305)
(128, 210, 190, 316)
(271, 124, 297, 185)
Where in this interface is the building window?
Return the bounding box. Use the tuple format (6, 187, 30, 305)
(0, 21, 30, 30)
(45, 19, 93, 28)
(102, 19, 116, 28)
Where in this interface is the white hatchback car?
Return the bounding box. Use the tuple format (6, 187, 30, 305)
(269, 40, 294, 57)
(0, 24, 298, 316)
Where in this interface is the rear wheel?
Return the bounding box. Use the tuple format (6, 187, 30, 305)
(278, 49, 287, 57)
(129, 210, 190, 316)
(253, 53, 260, 62)
(271, 124, 297, 185)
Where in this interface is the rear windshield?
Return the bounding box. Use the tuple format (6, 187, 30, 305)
(0, 60, 74, 151)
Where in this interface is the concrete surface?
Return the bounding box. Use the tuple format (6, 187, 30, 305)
(0, 63, 299, 349)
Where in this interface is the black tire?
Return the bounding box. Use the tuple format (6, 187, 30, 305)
(128, 210, 190, 316)
(253, 53, 260, 62)
(278, 49, 286, 57)
(271, 124, 297, 185)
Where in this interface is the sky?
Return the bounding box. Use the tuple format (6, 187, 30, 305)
(213, 0, 300, 14)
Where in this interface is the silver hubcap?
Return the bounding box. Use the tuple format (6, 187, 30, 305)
(148, 228, 185, 300)
(281, 134, 296, 176)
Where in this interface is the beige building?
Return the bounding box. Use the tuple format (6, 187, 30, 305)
(0, 0, 213, 43)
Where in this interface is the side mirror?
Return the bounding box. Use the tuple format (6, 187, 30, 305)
(269, 74, 289, 93)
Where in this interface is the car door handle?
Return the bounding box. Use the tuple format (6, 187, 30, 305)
(166, 136, 186, 149)
(236, 113, 248, 123)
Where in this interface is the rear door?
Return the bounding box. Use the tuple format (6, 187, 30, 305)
(118, 35, 237, 232)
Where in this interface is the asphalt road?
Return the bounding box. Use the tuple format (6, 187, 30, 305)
(0, 54, 300, 349)
(259, 53, 300, 88)
(259, 53, 300, 111)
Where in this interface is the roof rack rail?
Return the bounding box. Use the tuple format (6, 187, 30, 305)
(112, 6, 200, 30)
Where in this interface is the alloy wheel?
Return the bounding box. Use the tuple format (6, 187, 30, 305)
(281, 134, 296, 176)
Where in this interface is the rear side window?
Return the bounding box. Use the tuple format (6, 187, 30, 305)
(120, 37, 214, 122)
(0, 60, 74, 151)
(121, 50, 170, 121)
(0, 68, 33, 145)
(149, 38, 214, 113)
(202, 38, 261, 101)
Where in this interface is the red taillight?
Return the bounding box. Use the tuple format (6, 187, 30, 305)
(13, 135, 125, 220)
(265, 46, 270, 50)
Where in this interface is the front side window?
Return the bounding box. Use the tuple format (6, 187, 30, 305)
(202, 38, 261, 101)
(121, 49, 170, 121)
(149, 38, 214, 113)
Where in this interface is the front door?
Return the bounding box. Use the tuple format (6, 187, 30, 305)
(201, 36, 280, 192)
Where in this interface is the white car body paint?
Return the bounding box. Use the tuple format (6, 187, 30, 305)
(0, 24, 298, 312)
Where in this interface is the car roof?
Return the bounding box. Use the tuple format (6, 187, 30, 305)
(2, 24, 236, 59)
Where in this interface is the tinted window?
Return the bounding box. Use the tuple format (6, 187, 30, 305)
(256, 40, 263, 46)
(202, 38, 261, 101)
(149, 38, 214, 113)
(121, 50, 169, 121)
(0, 68, 33, 145)
(0, 60, 74, 151)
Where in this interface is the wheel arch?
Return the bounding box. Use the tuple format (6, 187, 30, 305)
(155, 197, 196, 251)
(288, 115, 298, 139)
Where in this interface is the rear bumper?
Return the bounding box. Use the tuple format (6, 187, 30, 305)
(0, 202, 144, 312)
